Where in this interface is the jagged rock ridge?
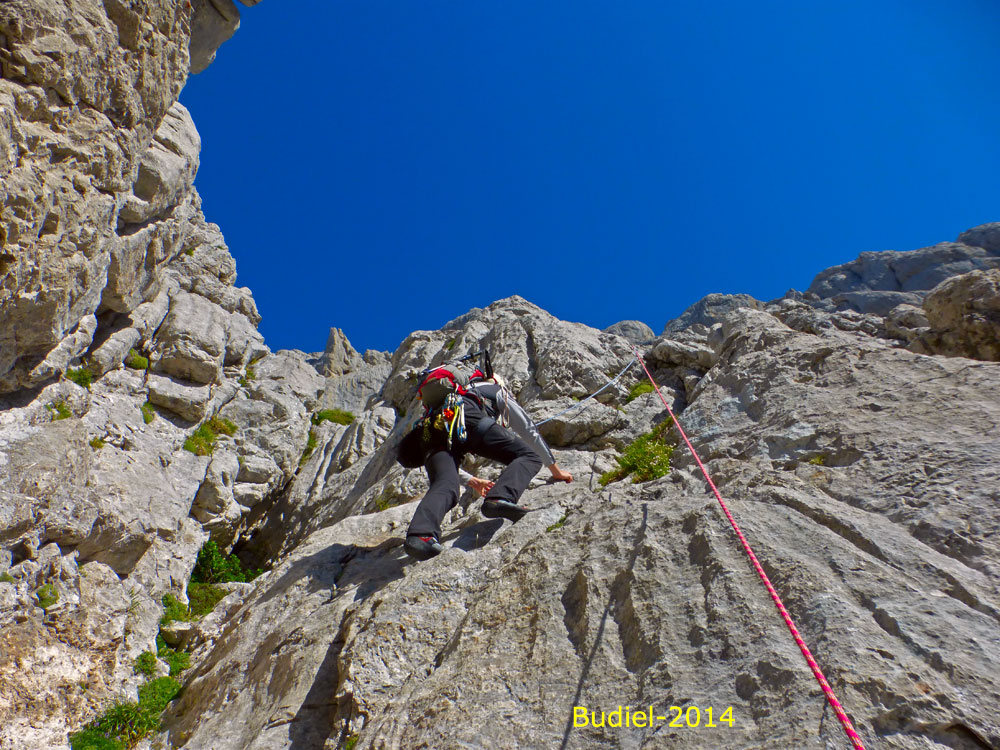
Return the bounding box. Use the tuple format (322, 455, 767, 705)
(1, 3, 1000, 750)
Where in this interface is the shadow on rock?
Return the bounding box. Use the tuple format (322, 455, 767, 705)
(448, 518, 505, 552)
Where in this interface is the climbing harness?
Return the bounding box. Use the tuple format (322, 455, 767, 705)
(631, 345, 868, 750)
(534, 358, 637, 427)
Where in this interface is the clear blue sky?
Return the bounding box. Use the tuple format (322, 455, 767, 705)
(180, 1, 1000, 355)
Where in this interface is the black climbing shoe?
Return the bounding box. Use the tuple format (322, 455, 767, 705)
(481, 498, 528, 523)
(404, 534, 444, 561)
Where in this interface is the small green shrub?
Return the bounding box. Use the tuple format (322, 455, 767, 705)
(312, 408, 354, 426)
(137, 676, 182, 715)
(140, 402, 155, 424)
(444, 338, 456, 351)
(343, 735, 359, 750)
(92, 701, 158, 747)
(238, 365, 256, 388)
(66, 367, 94, 389)
(625, 381, 654, 403)
(182, 424, 216, 456)
(72, 677, 181, 750)
(160, 593, 189, 626)
(89, 437, 106, 450)
(187, 582, 228, 618)
(156, 635, 190, 676)
(0, 572, 14, 584)
(299, 429, 319, 466)
(207, 415, 237, 436)
(48, 401, 73, 421)
(191, 540, 259, 584)
(36, 584, 59, 609)
(599, 420, 675, 486)
(133, 652, 157, 677)
(182, 416, 237, 456)
(546, 513, 570, 532)
(68, 727, 123, 750)
(124, 349, 148, 370)
(808, 455, 826, 466)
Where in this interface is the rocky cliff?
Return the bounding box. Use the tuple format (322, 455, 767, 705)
(2, 3, 1000, 750)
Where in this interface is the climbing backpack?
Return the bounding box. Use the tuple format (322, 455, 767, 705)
(415, 350, 494, 410)
(396, 351, 496, 468)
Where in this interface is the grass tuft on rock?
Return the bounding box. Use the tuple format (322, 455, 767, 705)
(48, 401, 73, 421)
(599, 420, 675, 486)
(70, 677, 181, 750)
(312, 408, 354, 426)
(66, 367, 94, 389)
(0, 572, 14, 584)
(68, 727, 123, 750)
(140, 402, 155, 424)
(89, 437, 106, 450)
(36, 583, 59, 609)
(156, 635, 190, 676)
(182, 416, 237, 456)
(124, 349, 148, 370)
(625, 380, 654, 403)
(133, 652, 157, 677)
(299, 429, 319, 466)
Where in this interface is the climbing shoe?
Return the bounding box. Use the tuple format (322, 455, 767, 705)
(404, 534, 444, 561)
(481, 498, 528, 523)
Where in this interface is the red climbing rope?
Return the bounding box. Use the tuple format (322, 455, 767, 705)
(632, 347, 867, 750)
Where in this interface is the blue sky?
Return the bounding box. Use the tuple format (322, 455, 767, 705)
(180, 1, 1000, 355)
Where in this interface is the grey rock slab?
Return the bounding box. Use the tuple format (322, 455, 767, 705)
(319, 326, 362, 377)
(913, 269, 1000, 361)
(663, 293, 764, 334)
(807, 241, 1000, 315)
(147, 373, 213, 422)
(603, 319, 655, 344)
(154, 290, 229, 384)
(956, 221, 1000, 255)
(189, 0, 241, 75)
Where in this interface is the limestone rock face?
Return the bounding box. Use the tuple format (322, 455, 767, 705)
(157, 291, 1000, 750)
(806, 232, 1000, 315)
(913, 269, 1000, 361)
(0, 0, 245, 395)
(3, 2, 1000, 748)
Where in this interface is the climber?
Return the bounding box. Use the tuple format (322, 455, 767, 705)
(402, 370, 573, 561)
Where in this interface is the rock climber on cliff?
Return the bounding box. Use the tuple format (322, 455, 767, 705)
(398, 360, 573, 561)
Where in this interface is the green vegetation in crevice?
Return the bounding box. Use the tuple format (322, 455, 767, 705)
(140, 402, 155, 425)
(625, 380, 654, 403)
(156, 635, 191, 676)
(373, 490, 406, 513)
(66, 367, 95, 389)
(808, 454, 826, 466)
(36, 584, 59, 609)
(599, 419, 676, 486)
(133, 652, 157, 677)
(312, 408, 354, 426)
(124, 349, 148, 370)
(299, 428, 319, 466)
(238, 364, 256, 388)
(69, 677, 182, 750)
(0, 572, 14, 584)
(182, 416, 237, 456)
(89, 437, 106, 450)
(343, 735, 360, 750)
(546, 512, 571, 532)
(47, 401, 73, 421)
(191, 540, 260, 584)
(160, 541, 260, 626)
